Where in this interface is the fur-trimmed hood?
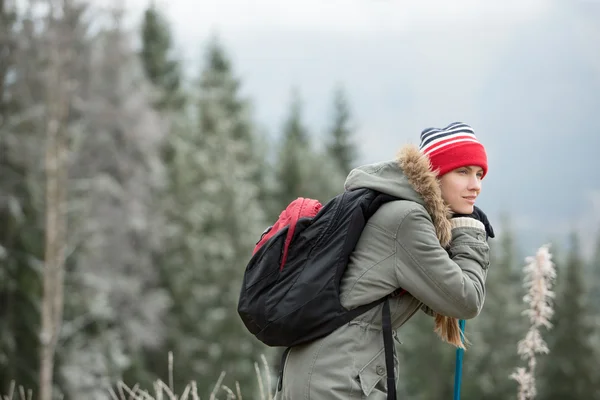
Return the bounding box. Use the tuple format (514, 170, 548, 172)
(343, 144, 452, 247)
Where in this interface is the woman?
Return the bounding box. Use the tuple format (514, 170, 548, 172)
(274, 122, 493, 399)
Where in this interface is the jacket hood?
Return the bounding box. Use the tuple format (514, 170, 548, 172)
(344, 144, 452, 246)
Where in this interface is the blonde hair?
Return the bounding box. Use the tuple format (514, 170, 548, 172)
(434, 314, 469, 349)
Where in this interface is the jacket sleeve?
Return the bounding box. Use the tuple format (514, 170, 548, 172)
(393, 207, 490, 319)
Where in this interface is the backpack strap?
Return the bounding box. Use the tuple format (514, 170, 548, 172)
(277, 347, 291, 392)
(369, 191, 399, 398)
(382, 298, 397, 400)
(276, 297, 402, 397)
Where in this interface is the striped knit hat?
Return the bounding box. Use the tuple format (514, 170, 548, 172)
(419, 122, 488, 178)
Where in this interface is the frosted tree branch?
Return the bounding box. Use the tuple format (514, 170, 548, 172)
(510, 244, 556, 400)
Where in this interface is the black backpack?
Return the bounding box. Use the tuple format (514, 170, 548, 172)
(237, 188, 404, 400)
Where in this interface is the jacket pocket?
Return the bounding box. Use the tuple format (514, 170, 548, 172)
(355, 346, 398, 397)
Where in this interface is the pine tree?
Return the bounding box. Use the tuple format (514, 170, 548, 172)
(0, 0, 17, 109)
(587, 231, 600, 314)
(591, 231, 600, 400)
(273, 89, 344, 213)
(158, 37, 271, 397)
(53, 6, 170, 398)
(0, 126, 44, 394)
(140, 2, 184, 110)
(589, 231, 600, 359)
(325, 84, 357, 176)
(274, 89, 311, 209)
(0, 1, 46, 393)
(540, 234, 600, 399)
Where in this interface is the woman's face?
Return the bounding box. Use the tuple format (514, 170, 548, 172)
(439, 166, 484, 214)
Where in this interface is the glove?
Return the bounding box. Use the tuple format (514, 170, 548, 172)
(452, 205, 495, 240)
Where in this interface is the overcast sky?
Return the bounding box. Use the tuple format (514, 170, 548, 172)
(159, 0, 547, 31)
(111, 0, 600, 256)
(116, 0, 555, 143)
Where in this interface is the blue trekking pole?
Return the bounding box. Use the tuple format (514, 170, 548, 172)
(453, 319, 466, 400)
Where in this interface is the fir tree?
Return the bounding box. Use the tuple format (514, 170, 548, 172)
(274, 89, 343, 209)
(273, 89, 311, 210)
(140, 2, 184, 110)
(592, 231, 600, 399)
(588, 231, 600, 315)
(158, 37, 271, 397)
(589, 231, 600, 361)
(0, 1, 44, 393)
(55, 7, 171, 397)
(0, 148, 44, 395)
(325, 84, 357, 175)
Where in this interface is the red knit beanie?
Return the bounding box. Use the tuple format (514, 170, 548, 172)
(419, 122, 488, 178)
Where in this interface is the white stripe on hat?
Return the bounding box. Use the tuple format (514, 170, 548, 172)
(421, 131, 477, 151)
(420, 126, 475, 148)
(424, 137, 481, 155)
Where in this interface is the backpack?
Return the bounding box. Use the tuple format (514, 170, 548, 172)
(237, 188, 405, 400)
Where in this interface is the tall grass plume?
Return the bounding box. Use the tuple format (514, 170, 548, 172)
(510, 244, 557, 400)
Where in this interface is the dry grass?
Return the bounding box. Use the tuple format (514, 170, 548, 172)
(112, 352, 275, 400)
(3, 353, 275, 400)
(2, 381, 34, 400)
